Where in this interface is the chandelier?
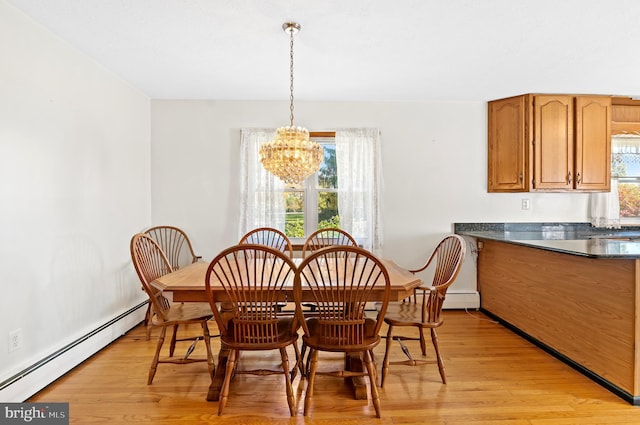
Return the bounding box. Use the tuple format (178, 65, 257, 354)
(259, 22, 323, 185)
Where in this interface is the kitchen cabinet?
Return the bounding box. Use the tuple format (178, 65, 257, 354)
(612, 96, 640, 134)
(488, 94, 611, 192)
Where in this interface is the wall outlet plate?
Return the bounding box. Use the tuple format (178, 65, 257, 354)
(9, 328, 23, 352)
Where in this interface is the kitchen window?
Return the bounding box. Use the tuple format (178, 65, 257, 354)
(612, 134, 640, 224)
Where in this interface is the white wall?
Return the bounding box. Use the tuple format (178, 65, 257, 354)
(151, 100, 591, 306)
(0, 0, 150, 396)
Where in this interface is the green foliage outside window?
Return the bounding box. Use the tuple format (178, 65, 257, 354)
(318, 192, 338, 223)
(285, 217, 304, 238)
(619, 184, 640, 217)
(285, 214, 341, 237)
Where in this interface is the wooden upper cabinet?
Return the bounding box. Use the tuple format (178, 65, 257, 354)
(488, 93, 611, 192)
(488, 95, 530, 191)
(612, 97, 640, 134)
(533, 95, 574, 190)
(574, 96, 611, 190)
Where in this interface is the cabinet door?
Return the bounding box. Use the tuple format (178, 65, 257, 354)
(575, 96, 611, 191)
(533, 95, 574, 190)
(488, 95, 529, 192)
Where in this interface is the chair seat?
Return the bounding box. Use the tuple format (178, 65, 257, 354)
(302, 317, 380, 352)
(221, 316, 299, 350)
(152, 302, 213, 325)
(379, 301, 443, 328)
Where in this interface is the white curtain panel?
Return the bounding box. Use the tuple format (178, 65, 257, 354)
(589, 177, 620, 229)
(336, 128, 384, 255)
(238, 129, 285, 238)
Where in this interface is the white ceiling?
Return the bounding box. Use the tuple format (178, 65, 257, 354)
(7, 0, 640, 102)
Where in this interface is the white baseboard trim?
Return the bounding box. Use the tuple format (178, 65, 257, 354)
(0, 302, 147, 402)
(443, 291, 480, 309)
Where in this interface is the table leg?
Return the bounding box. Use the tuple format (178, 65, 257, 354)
(206, 347, 230, 401)
(345, 352, 368, 400)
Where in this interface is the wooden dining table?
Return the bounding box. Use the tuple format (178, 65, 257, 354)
(152, 257, 423, 401)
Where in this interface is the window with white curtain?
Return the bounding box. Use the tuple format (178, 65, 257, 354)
(239, 128, 383, 254)
(613, 134, 640, 224)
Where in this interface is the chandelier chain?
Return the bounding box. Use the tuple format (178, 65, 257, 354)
(289, 28, 295, 127)
(259, 21, 323, 185)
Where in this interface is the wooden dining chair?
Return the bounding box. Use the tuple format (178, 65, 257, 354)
(238, 227, 294, 258)
(205, 244, 300, 416)
(294, 245, 391, 418)
(300, 227, 358, 316)
(142, 225, 202, 339)
(130, 233, 215, 385)
(239, 227, 294, 314)
(145, 225, 202, 270)
(301, 228, 357, 257)
(379, 234, 466, 387)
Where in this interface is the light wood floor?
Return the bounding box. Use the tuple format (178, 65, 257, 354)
(29, 310, 640, 424)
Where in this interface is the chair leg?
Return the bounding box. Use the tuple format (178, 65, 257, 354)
(290, 341, 302, 381)
(148, 326, 167, 385)
(169, 324, 179, 357)
(419, 327, 427, 356)
(431, 328, 446, 384)
(299, 341, 310, 377)
(218, 349, 237, 415)
(364, 350, 382, 418)
(368, 349, 378, 387)
(304, 349, 319, 416)
(279, 348, 295, 417)
(381, 325, 394, 387)
(144, 302, 152, 340)
(201, 321, 215, 377)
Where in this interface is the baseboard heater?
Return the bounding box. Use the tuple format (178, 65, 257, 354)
(0, 301, 147, 402)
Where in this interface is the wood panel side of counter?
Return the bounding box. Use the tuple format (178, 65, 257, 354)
(635, 259, 640, 396)
(478, 240, 637, 395)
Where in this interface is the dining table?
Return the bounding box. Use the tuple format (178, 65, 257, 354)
(151, 257, 423, 401)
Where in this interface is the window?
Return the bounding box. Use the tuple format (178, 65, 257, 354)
(239, 128, 382, 253)
(284, 134, 338, 238)
(613, 134, 640, 224)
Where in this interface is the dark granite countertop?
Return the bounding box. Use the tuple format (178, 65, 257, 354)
(454, 222, 640, 258)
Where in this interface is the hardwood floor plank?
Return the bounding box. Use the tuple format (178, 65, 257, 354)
(28, 311, 640, 424)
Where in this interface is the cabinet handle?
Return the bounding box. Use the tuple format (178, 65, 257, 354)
(567, 172, 572, 185)
(576, 172, 581, 184)
(519, 172, 523, 183)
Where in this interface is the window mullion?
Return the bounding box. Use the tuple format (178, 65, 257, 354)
(305, 175, 318, 235)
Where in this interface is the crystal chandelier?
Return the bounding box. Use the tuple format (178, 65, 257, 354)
(260, 22, 323, 185)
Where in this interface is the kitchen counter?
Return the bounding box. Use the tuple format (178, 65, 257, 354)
(454, 222, 640, 258)
(454, 222, 640, 405)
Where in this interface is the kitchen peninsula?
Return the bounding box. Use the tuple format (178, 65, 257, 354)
(455, 222, 640, 404)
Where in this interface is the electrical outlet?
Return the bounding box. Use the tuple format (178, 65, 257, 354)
(9, 329, 23, 352)
(522, 199, 531, 210)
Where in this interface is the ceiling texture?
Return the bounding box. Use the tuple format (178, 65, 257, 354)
(6, 0, 640, 102)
